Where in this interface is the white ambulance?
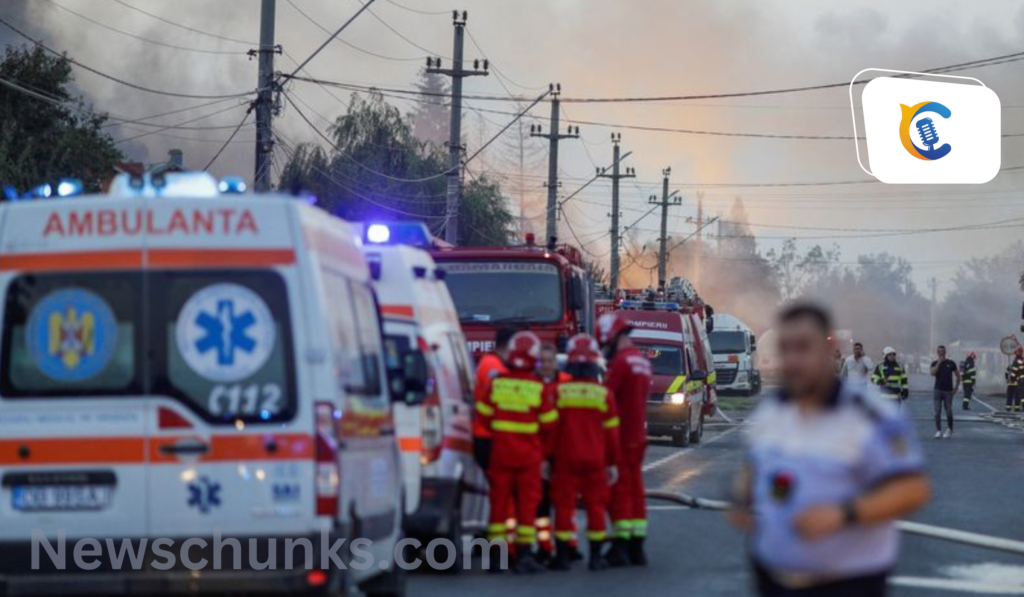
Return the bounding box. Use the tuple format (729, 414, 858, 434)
(357, 223, 487, 559)
(0, 173, 415, 595)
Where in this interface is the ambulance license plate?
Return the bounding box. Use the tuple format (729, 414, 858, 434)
(12, 485, 112, 511)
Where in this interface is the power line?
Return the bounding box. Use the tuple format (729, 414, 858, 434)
(0, 15, 256, 99)
(114, 103, 252, 144)
(109, 0, 256, 45)
(284, 0, 380, 80)
(204, 108, 254, 170)
(43, 0, 248, 55)
(284, 0, 421, 62)
(382, 0, 449, 16)
(365, 3, 449, 58)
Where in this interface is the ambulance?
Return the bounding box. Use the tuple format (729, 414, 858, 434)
(0, 173, 414, 595)
(357, 223, 487, 555)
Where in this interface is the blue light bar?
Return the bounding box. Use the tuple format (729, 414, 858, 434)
(57, 179, 84, 198)
(366, 223, 391, 244)
(619, 300, 681, 311)
(218, 176, 247, 194)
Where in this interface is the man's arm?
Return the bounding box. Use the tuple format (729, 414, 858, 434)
(727, 465, 755, 532)
(929, 360, 939, 376)
(953, 366, 962, 395)
(794, 474, 930, 540)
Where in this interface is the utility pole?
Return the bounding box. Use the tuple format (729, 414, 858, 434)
(427, 11, 489, 245)
(597, 132, 634, 291)
(695, 190, 704, 288)
(253, 0, 280, 192)
(531, 84, 579, 243)
(929, 277, 938, 350)
(649, 167, 681, 287)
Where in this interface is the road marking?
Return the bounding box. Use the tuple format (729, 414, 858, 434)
(972, 395, 998, 413)
(647, 505, 691, 511)
(891, 576, 1024, 594)
(642, 424, 742, 473)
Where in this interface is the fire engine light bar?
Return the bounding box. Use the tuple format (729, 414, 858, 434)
(619, 300, 681, 311)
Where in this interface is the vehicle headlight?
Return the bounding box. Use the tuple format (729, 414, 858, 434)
(670, 392, 686, 405)
(736, 372, 748, 383)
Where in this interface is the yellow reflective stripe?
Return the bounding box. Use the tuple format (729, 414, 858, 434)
(490, 378, 543, 412)
(586, 530, 607, 541)
(492, 420, 539, 434)
(684, 380, 703, 393)
(613, 520, 632, 539)
(631, 519, 648, 537)
(538, 410, 559, 424)
(556, 396, 608, 411)
(706, 371, 717, 385)
(554, 531, 575, 541)
(666, 375, 687, 393)
(603, 416, 620, 429)
(475, 402, 495, 416)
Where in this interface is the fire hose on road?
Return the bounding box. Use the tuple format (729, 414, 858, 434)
(646, 490, 1024, 557)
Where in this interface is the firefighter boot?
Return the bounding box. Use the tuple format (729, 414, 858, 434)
(512, 550, 546, 574)
(604, 538, 631, 568)
(962, 398, 970, 411)
(547, 540, 572, 572)
(628, 537, 648, 567)
(587, 541, 609, 571)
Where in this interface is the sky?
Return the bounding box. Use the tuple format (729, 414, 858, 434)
(6, 0, 1024, 294)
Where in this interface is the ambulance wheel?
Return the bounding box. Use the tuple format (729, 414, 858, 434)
(689, 412, 704, 444)
(671, 417, 691, 447)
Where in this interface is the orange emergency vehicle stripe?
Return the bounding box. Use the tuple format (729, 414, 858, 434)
(398, 436, 423, 452)
(0, 249, 295, 272)
(442, 436, 473, 454)
(0, 434, 314, 466)
(380, 305, 416, 319)
(0, 437, 145, 466)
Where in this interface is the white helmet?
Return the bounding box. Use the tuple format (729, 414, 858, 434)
(883, 346, 897, 357)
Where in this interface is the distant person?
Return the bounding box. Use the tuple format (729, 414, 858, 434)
(840, 342, 874, 382)
(731, 303, 930, 597)
(538, 343, 571, 385)
(871, 347, 909, 404)
(961, 352, 977, 411)
(1006, 346, 1024, 413)
(833, 348, 843, 375)
(535, 342, 571, 562)
(473, 327, 516, 470)
(930, 345, 961, 438)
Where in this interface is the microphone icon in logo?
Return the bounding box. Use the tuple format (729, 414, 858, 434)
(915, 117, 939, 152)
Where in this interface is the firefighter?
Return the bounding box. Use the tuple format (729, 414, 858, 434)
(547, 334, 621, 572)
(597, 312, 653, 567)
(871, 347, 909, 404)
(473, 327, 516, 470)
(1008, 346, 1024, 413)
(476, 331, 558, 573)
(535, 343, 572, 563)
(962, 352, 977, 410)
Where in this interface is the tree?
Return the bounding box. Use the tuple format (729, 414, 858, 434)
(410, 69, 449, 147)
(0, 45, 121, 191)
(278, 91, 515, 245)
(941, 242, 1024, 344)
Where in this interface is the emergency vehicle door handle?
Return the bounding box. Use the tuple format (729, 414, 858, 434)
(159, 440, 210, 456)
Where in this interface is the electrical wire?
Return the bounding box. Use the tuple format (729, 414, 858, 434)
(205, 108, 254, 170)
(43, 0, 248, 55)
(0, 15, 256, 99)
(284, 0, 422, 63)
(109, 0, 256, 45)
(382, 0, 449, 16)
(365, 2, 449, 58)
(114, 103, 251, 144)
(285, 0, 380, 80)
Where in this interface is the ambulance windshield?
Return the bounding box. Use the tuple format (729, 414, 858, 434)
(439, 260, 563, 324)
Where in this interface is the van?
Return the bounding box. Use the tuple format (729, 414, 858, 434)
(0, 173, 414, 595)
(619, 302, 713, 447)
(357, 225, 487, 556)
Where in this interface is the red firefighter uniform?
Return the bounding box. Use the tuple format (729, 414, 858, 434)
(476, 334, 558, 554)
(604, 338, 653, 543)
(474, 352, 508, 439)
(547, 338, 621, 570)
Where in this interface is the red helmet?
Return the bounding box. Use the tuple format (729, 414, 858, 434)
(967, 351, 977, 359)
(567, 334, 601, 365)
(506, 331, 542, 371)
(597, 312, 632, 346)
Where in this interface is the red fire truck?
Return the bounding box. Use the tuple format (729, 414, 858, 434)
(432, 234, 596, 356)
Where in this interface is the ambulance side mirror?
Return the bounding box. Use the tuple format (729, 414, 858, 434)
(690, 369, 708, 382)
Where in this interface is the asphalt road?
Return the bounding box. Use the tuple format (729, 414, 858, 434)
(412, 374, 1024, 596)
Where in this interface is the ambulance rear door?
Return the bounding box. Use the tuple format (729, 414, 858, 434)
(0, 197, 150, 547)
(143, 197, 315, 538)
